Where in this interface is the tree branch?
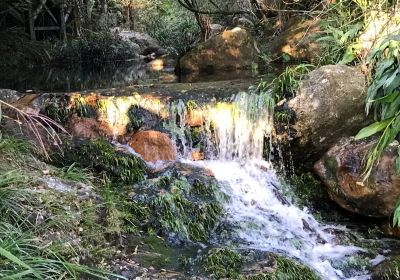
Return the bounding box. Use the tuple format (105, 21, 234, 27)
(175, 0, 251, 15)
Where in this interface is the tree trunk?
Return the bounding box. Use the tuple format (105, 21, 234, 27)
(28, 2, 36, 40)
(73, 0, 82, 37)
(60, 1, 67, 41)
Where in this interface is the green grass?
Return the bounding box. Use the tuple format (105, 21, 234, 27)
(0, 136, 32, 162)
(0, 165, 124, 280)
(0, 223, 123, 280)
(0, 171, 33, 226)
(54, 163, 93, 185)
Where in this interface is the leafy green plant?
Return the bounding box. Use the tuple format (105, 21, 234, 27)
(317, 1, 364, 65)
(272, 64, 315, 99)
(0, 135, 31, 160)
(140, 0, 199, 55)
(51, 31, 138, 65)
(353, 36, 400, 226)
(150, 178, 223, 242)
(355, 38, 400, 177)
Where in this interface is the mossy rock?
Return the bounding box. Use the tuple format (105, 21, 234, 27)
(202, 248, 244, 279)
(372, 256, 400, 280)
(247, 255, 321, 280)
(284, 172, 326, 208)
(51, 137, 147, 184)
(133, 163, 227, 243)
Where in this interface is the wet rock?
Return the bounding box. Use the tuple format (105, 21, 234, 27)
(288, 65, 367, 166)
(9, 93, 41, 115)
(210, 24, 225, 37)
(0, 89, 24, 103)
(314, 137, 400, 217)
(67, 115, 100, 139)
(268, 18, 321, 63)
(38, 177, 99, 201)
(186, 109, 204, 127)
(381, 222, 400, 238)
(128, 130, 176, 164)
(191, 149, 205, 161)
(179, 27, 258, 73)
(372, 255, 400, 279)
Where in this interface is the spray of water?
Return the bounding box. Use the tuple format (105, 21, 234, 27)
(183, 91, 367, 280)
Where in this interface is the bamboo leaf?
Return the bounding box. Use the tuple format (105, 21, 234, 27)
(393, 200, 400, 227)
(396, 155, 400, 174)
(355, 118, 393, 140)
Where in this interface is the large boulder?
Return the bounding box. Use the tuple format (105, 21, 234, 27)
(128, 130, 176, 164)
(268, 18, 321, 63)
(179, 27, 258, 73)
(111, 28, 166, 57)
(314, 137, 400, 217)
(288, 65, 368, 165)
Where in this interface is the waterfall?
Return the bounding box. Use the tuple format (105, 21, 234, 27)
(207, 91, 274, 161)
(182, 91, 367, 280)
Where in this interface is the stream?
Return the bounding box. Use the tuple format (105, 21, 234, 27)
(164, 91, 377, 279)
(2, 61, 390, 279)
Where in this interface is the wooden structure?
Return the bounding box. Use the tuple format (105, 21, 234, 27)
(28, 0, 70, 41)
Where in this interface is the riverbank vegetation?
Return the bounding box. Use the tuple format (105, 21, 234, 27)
(1, 0, 400, 279)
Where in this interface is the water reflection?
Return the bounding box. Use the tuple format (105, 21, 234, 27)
(1, 60, 177, 92)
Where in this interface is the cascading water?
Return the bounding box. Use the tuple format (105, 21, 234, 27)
(181, 91, 369, 280)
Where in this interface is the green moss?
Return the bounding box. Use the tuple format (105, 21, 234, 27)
(135, 176, 224, 243)
(372, 256, 400, 280)
(189, 127, 203, 148)
(53, 138, 147, 184)
(325, 157, 338, 175)
(126, 105, 144, 133)
(186, 100, 198, 113)
(284, 173, 325, 207)
(248, 255, 321, 280)
(202, 248, 244, 279)
(150, 178, 223, 242)
(43, 95, 72, 125)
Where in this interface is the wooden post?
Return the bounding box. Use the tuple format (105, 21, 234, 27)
(28, 1, 36, 40)
(60, 1, 67, 41)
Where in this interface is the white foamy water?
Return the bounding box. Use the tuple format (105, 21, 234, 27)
(185, 91, 368, 279)
(192, 160, 363, 280)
